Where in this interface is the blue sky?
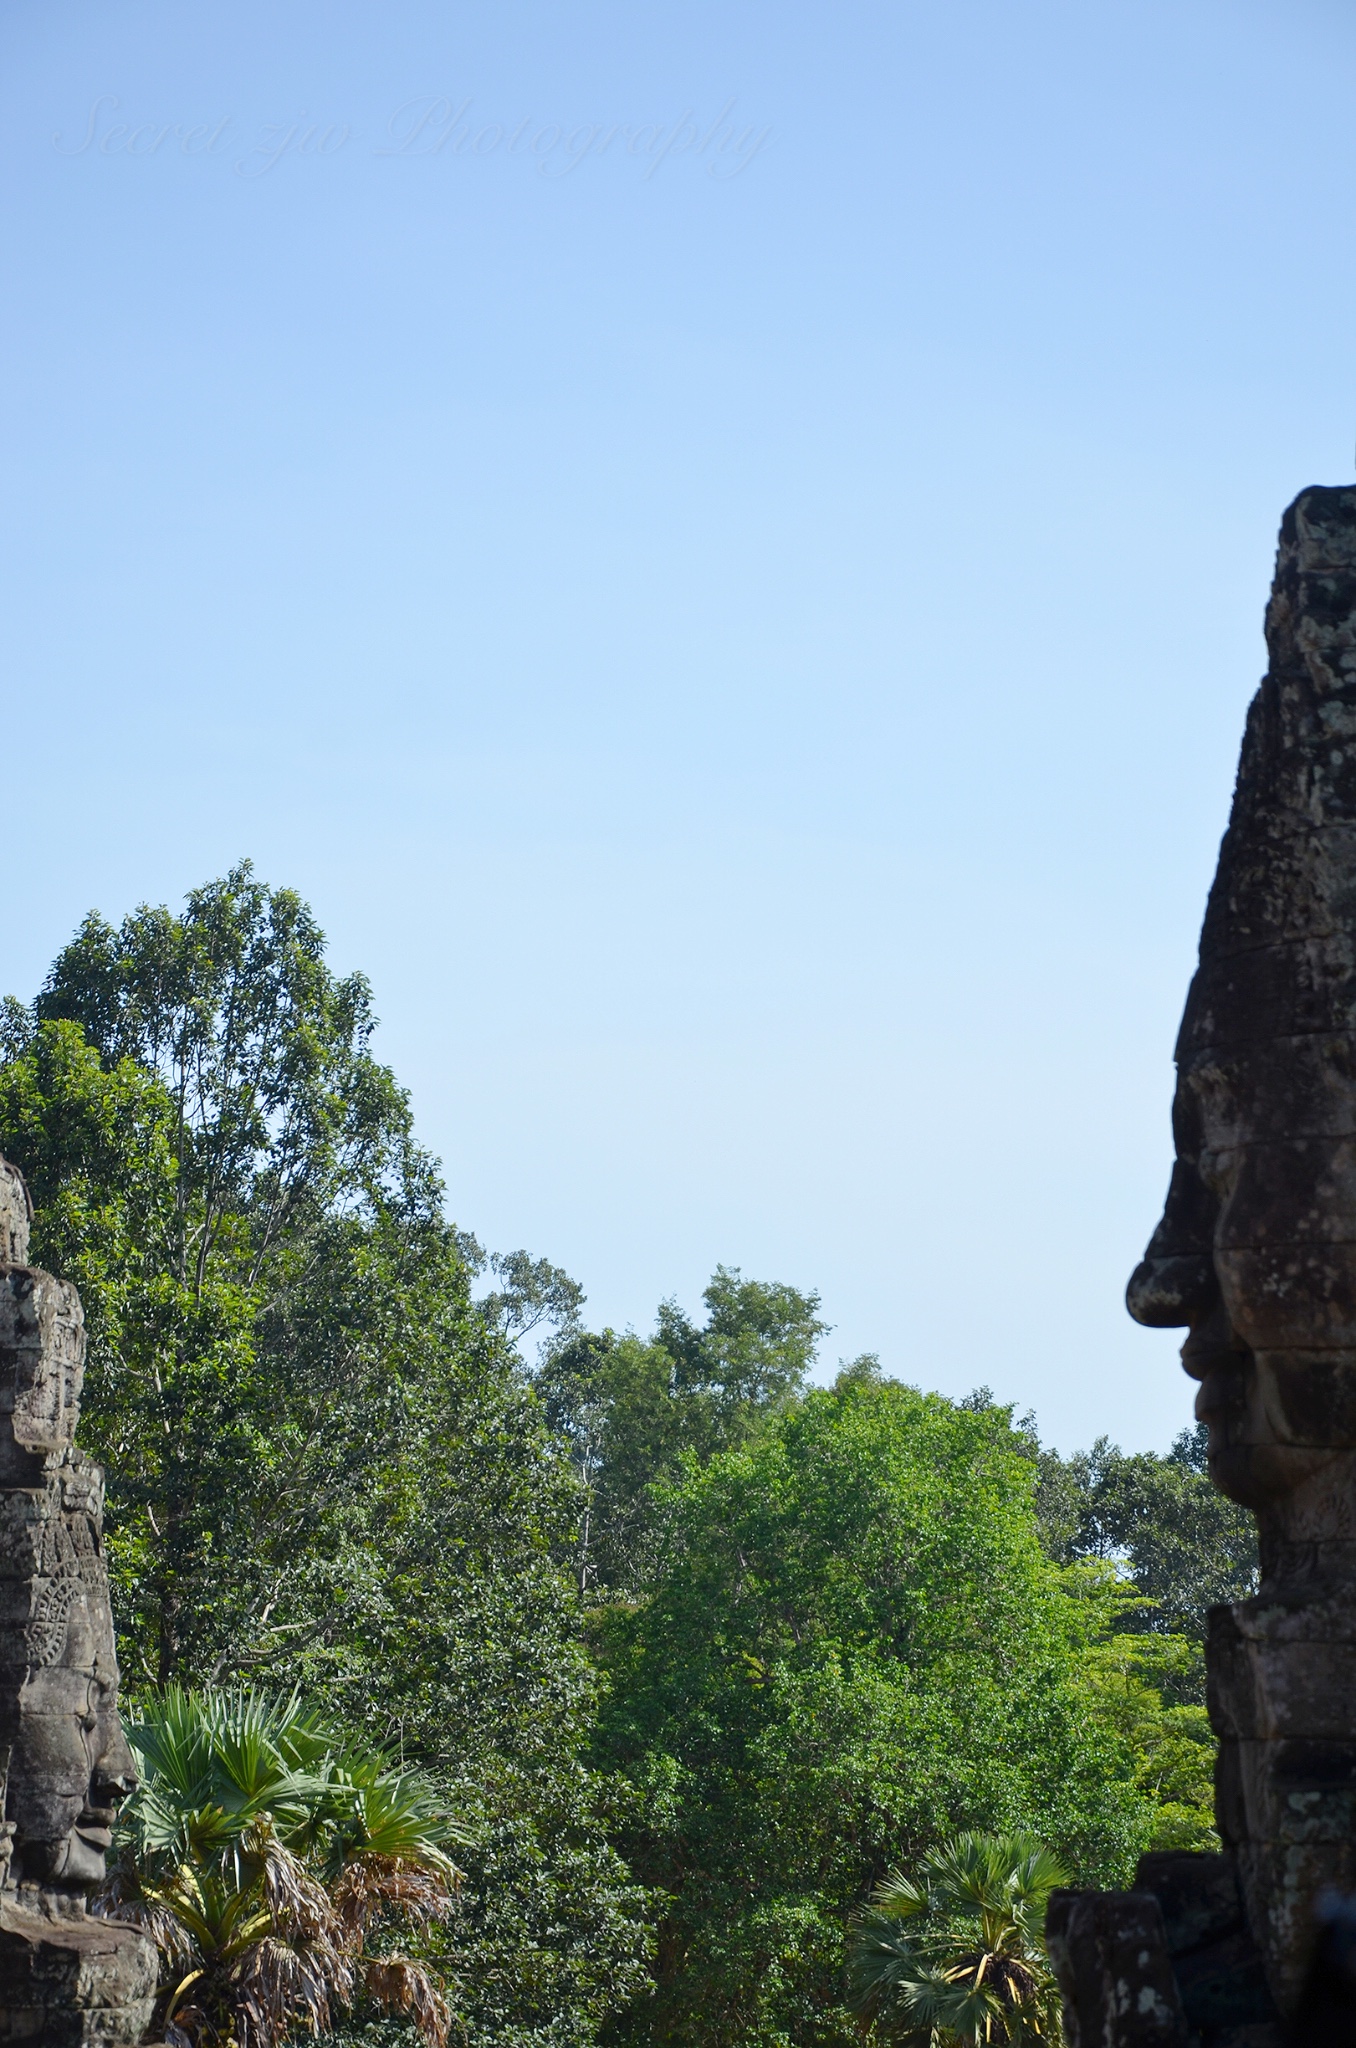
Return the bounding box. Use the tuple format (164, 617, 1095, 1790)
(4, 0, 1355, 1450)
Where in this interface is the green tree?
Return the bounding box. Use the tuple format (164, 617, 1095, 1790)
(1033, 1427, 1257, 1704)
(0, 869, 651, 2048)
(845, 1832, 1065, 2046)
(2, 863, 444, 1683)
(1004, 1399, 1228, 1850)
(536, 1269, 825, 1593)
(1065, 1567, 1217, 1853)
(594, 1378, 1152, 2048)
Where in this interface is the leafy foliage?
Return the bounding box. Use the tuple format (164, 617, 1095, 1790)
(1062, 1566, 1217, 1853)
(0, 869, 651, 2048)
(0, 863, 446, 1684)
(478, 1249, 586, 1356)
(103, 1687, 458, 2048)
(535, 1270, 826, 1593)
(1034, 1427, 1257, 1658)
(594, 1379, 1152, 2047)
(1018, 1422, 1247, 1851)
(846, 1832, 1065, 2046)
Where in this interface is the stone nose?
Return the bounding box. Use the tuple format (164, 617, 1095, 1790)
(1126, 1251, 1218, 1329)
(92, 1723, 137, 1803)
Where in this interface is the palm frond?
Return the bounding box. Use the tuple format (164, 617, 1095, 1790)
(848, 1832, 1067, 2045)
(331, 1852, 457, 1945)
(243, 1817, 336, 1943)
(230, 1928, 353, 2048)
(100, 1685, 461, 2048)
(335, 1774, 465, 1876)
(93, 1857, 199, 1976)
(363, 1954, 452, 2048)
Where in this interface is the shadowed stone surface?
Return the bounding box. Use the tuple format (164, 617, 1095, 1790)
(1135, 1853, 1277, 2046)
(1047, 1887, 1189, 2046)
(1120, 485, 1356, 2021)
(1050, 1854, 1279, 2048)
(0, 1155, 155, 2043)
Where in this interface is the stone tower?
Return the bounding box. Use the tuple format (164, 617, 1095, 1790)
(0, 1155, 157, 2044)
(1052, 486, 1356, 2041)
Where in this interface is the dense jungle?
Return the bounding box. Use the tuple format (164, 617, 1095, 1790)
(0, 866, 1257, 2048)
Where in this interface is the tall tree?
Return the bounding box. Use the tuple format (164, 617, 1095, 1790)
(535, 1269, 826, 1594)
(1034, 1425, 1258, 1695)
(0, 867, 650, 2048)
(3, 864, 442, 1682)
(593, 1377, 1154, 2048)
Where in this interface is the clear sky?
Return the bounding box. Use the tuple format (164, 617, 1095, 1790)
(4, 0, 1355, 1451)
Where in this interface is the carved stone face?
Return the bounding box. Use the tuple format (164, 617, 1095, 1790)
(8, 1557, 135, 1890)
(1127, 1039, 1356, 1518)
(1128, 485, 1356, 1534)
(0, 1157, 138, 1899)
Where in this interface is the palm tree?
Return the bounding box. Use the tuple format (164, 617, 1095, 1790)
(846, 1831, 1067, 2046)
(96, 1686, 464, 2048)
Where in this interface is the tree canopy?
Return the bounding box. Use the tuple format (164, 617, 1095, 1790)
(0, 867, 649, 2048)
(0, 866, 1248, 2048)
(535, 1269, 825, 1594)
(592, 1378, 1154, 2047)
(1034, 1425, 1257, 1694)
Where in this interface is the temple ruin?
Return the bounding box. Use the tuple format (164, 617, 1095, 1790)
(0, 1156, 156, 2045)
(1051, 484, 1356, 2042)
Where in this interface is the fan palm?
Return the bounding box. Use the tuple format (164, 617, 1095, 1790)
(96, 1687, 464, 2048)
(846, 1831, 1066, 2046)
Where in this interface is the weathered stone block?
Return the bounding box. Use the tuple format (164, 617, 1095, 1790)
(0, 1907, 156, 2044)
(1131, 1852, 1280, 2044)
(1136, 1851, 1242, 1955)
(1183, 1038, 1356, 1149)
(1046, 1889, 1189, 2046)
(0, 1907, 157, 2005)
(0, 1272, 85, 1452)
(1210, 1607, 1356, 1741)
